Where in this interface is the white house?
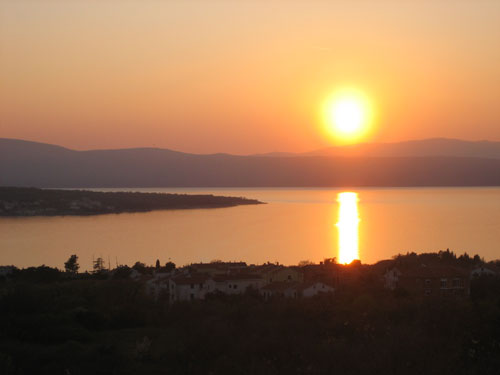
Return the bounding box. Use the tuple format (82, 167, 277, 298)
(260, 281, 334, 299)
(299, 282, 334, 297)
(146, 275, 171, 300)
(213, 274, 264, 295)
(471, 265, 499, 278)
(260, 282, 299, 299)
(383, 268, 402, 290)
(169, 275, 216, 302)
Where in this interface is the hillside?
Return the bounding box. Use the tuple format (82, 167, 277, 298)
(254, 138, 500, 158)
(3, 138, 500, 187)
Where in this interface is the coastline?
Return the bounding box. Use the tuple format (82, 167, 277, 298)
(0, 187, 264, 217)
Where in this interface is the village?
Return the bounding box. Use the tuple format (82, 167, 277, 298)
(1, 249, 498, 304)
(2, 249, 500, 374)
(142, 260, 336, 302)
(118, 249, 500, 303)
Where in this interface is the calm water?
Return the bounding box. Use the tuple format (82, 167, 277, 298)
(1, 187, 500, 270)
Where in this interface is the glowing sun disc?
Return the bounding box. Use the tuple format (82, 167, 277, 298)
(333, 99, 363, 134)
(323, 89, 373, 143)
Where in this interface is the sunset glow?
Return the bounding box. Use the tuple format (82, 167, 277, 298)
(336, 192, 360, 264)
(2, 2, 500, 153)
(3, 1, 500, 372)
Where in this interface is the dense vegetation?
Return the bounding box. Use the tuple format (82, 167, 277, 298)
(0, 187, 262, 216)
(1, 262, 500, 375)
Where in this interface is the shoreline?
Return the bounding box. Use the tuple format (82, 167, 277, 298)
(0, 187, 264, 217)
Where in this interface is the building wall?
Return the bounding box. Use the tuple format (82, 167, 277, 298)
(171, 279, 216, 301)
(265, 268, 303, 283)
(302, 283, 334, 298)
(146, 277, 170, 300)
(215, 279, 264, 295)
(399, 276, 470, 297)
(383, 269, 401, 290)
(260, 287, 297, 299)
(471, 267, 498, 278)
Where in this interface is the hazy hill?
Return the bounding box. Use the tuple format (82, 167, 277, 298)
(255, 138, 500, 158)
(3, 137, 500, 187)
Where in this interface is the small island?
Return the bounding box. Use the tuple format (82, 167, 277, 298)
(0, 187, 264, 216)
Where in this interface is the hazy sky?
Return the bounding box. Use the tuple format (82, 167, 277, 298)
(1, 0, 500, 154)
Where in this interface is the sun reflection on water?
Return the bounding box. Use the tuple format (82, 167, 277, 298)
(336, 192, 360, 264)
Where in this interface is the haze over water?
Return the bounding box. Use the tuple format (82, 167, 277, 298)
(1, 187, 499, 270)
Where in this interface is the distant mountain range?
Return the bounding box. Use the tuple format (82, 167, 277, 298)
(255, 138, 500, 158)
(3, 137, 500, 187)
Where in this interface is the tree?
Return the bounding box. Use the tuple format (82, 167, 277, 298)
(324, 258, 337, 265)
(155, 259, 160, 269)
(64, 254, 80, 274)
(19, 265, 61, 283)
(298, 260, 314, 266)
(132, 261, 147, 274)
(164, 261, 176, 272)
(93, 257, 105, 274)
(113, 265, 132, 279)
(473, 254, 482, 264)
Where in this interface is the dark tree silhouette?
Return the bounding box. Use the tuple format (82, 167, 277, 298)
(132, 261, 147, 274)
(112, 265, 132, 279)
(93, 257, 105, 274)
(164, 261, 176, 272)
(64, 254, 79, 274)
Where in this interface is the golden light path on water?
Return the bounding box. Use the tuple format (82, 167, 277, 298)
(336, 192, 360, 264)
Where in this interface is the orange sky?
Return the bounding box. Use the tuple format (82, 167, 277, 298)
(1, 1, 500, 154)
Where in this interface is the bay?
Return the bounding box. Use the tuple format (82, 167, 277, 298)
(1, 187, 499, 270)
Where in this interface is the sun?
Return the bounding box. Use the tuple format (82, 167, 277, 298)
(323, 89, 373, 143)
(333, 99, 363, 134)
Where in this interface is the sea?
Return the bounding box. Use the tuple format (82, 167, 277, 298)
(1, 187, 500, 270)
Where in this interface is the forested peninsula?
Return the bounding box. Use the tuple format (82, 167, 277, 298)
(0, 187, 263, 216)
